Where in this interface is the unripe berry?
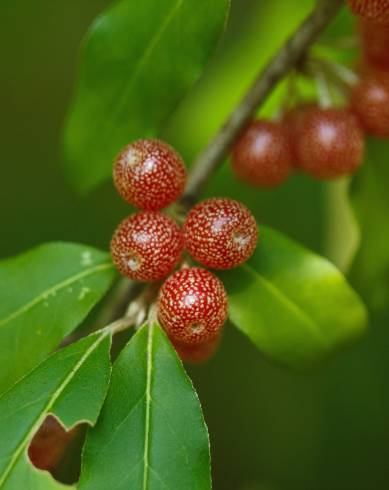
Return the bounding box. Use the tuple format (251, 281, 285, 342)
(295, 107, 365, 179)
(359, 20, 389, 70)
(170, 333, 221, 364)
(348, 0, 389, 25)
(113, 139, 187, 211)
(184, 198, 258, 270)
(350, 75, 389, 137)
(231, 120, 292, 187)
(158, 267, 228, 345)
(28, 416, 76, 471)
(110, 212, 184, 281)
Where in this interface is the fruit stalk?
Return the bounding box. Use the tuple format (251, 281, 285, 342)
(181, 0, 344, 206)
(98, 0, 344, 331)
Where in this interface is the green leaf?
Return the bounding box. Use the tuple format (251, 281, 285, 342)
(78, 323, 211, 490)
(0, 242, 116, 393)
(0, 331, 112, 489)
(63, 0, 230, 192)
(350, 139, 389, 311)
(218, 226, 368, 369)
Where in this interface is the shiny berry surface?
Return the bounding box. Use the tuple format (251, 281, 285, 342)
(28, 416, 76, 471)
(158, 267, 228, 345)
(295, 107, 365, 179)
(231, 120, 292, 187)
(111, 212, 184, 281)
(351, 75, 389, 137)
(170, 333, 221, 364)
(348, 0, 389, 25)
(359, 20, 389, 70)
(113, 139, 187, 211)
(184, 198, 258, 270)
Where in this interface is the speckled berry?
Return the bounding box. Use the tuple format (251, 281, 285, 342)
(351, 75, 389, 137)
(295, 107, 365, 179)
(184, 198, 258, 270)
(113, 139, 187, 211)
(282, 102, 316, 168)
(110, 212, 184, 281)
(28, 416, 76, 471)
(348, 0, 389, 25)
(158, 267, 228, 345)
(231, 120, 292, 187)
(170, 333, 222, 364)
(359, 20, 389, 70)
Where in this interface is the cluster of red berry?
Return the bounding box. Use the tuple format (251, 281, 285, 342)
(349, 0, 389, 137)
(111, 139, 258, 363)
(231, 0, 389, 188)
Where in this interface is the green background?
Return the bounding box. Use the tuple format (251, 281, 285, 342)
(1, 0, 388, 489)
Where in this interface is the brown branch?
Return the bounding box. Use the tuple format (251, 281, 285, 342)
(181, 0, 344, 206)
(91, 0, 344, 334)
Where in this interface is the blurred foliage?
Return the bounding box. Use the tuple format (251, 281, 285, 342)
(350, 139, 389, 311)
(63, 0, 229, 192)
(1, 0, 389, 489)
(220, 227, 366, 369)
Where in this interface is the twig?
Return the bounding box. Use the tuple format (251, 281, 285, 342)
(181, 0, 344, 206)
(89, 0, 344, 334)
(95, 278, 141, 329)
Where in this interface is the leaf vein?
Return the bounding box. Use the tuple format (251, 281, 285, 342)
(241, 263, 328, 345)
(104, 0, 184, 133)
(0, 262, 113, 329)
(0, 331, 109, 486)
(142, 324, 154, 490)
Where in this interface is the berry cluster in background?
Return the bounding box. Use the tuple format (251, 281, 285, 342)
(231, 0, 389, 188)
(111, 139, 258, 363)
(109, 0, 389, 366)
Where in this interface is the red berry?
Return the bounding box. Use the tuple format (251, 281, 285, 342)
(295, 107, 365, 179)
(350, 75, 389, 137)
(184, 198, 258, 270)
(348, 0, 389, 25)
(231, 120, 292, 187)
(113, 139, 187, 211)
(28, 416, 76, 471)
(170, 333, 221, 364)
(282, 102, 316, 168)
(110, 212, 184, 281)
(158, 267, 228, 345)
(359, 19, 389, 70)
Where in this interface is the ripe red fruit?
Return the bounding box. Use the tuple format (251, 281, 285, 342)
(184, 198, 258, 270)
(110, 212, 184, 281)
(158, 267, 228, 345)
(295, 107, 365, 179)
(358, 20, 389, 70)
(170, 334, 221, 364)
(282, 103, 316, 167)
(348, 0, 389, 25)
(350, 75, 389, 137)
(28, 416, 76, 471)
(231, 120, 292, 187)
(113, 139, 187, 211)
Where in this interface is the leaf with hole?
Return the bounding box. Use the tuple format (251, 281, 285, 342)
(0, 331, 112, 489)
(78, 323, 211, 490)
